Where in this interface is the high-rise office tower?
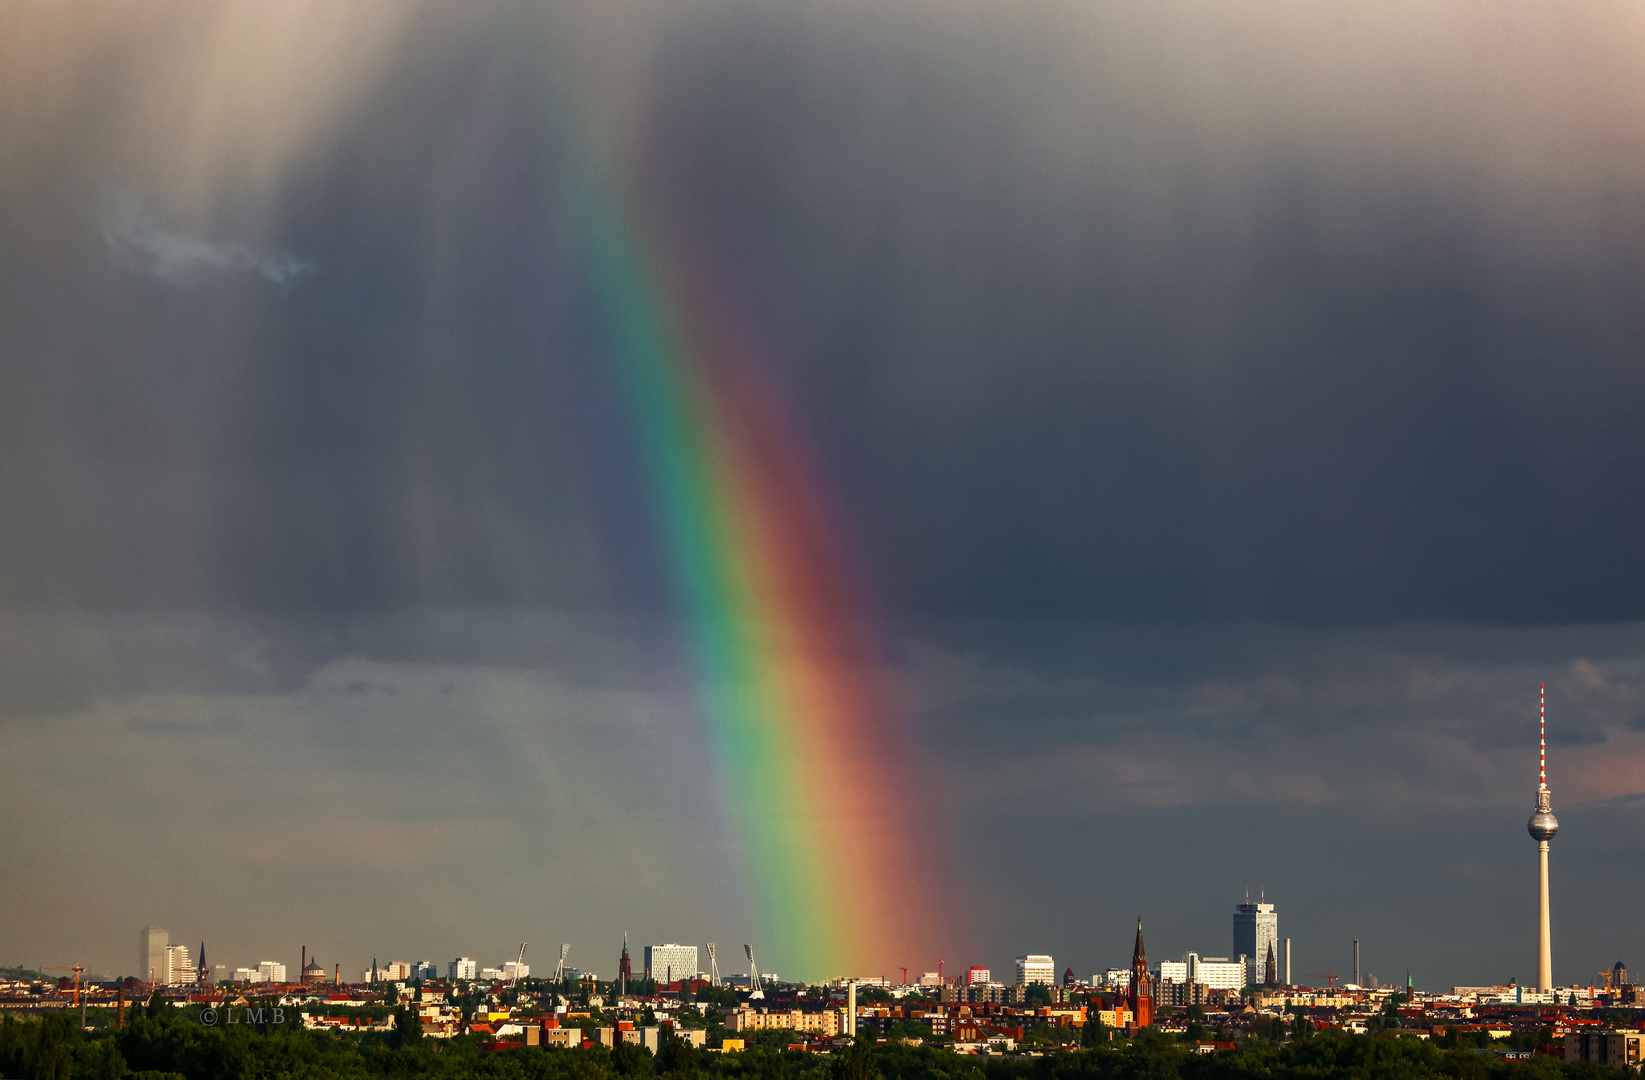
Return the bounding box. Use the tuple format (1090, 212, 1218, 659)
(140, 928, 168, 985)
(1528, 684, 1559, 992)
(1233, 891, 1279, 987)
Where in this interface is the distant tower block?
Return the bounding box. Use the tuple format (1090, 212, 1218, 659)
(1233, 889, 1279, 987)
(1353, 939, 1360, 987)
(1527, 684, 1560, 992)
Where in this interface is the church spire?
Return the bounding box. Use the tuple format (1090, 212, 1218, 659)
(1128, 918, 1153, 1029)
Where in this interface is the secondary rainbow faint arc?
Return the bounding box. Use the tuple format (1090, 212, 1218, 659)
(578, 178, 938, 980)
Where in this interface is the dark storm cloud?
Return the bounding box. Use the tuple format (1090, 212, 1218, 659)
(642, 3, 1645, 626)
(4, 2, 1643, 627)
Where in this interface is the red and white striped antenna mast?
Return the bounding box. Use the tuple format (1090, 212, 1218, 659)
(1539, 682, 1547, 791)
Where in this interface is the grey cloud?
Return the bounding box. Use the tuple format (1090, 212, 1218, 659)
(101, 189, 312, 285)
(0, 5, 1639, 625)
(127, 716, 243, 735)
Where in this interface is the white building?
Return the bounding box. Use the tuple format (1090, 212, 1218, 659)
(917, 973, 942, 987)
(165, 945, 194, 986)
(257, 961, 287, 984)
(967, 967, 991, 985)
(450, 957, 477, 981)
(363, 962, 413, 983)
(503, 961, 529, 981)
(231, 968, 259, 984)
(1099, 968, 1130, 989)
(1016, 955, 1055, 986)
(1232, 896, 1279, 986)
(412, 961, 439, 980)
(1157, 961, 1188, 984)
(1184, 954, 1245, 991)
(645, 944, 699, 984)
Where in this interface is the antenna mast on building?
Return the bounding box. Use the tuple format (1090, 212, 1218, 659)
(706, 943, 720, 987)
(744, 944, 764, 1000)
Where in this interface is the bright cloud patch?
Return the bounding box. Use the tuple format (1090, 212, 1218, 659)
(101, 189, 312, 285)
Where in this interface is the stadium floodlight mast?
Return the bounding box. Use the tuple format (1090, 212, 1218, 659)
(706, 943, 720, 987)
(552, 944, 569, 983)
(744, 944, 764, 1000)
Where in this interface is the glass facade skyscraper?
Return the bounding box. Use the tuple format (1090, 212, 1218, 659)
(1232, 895, 1278, 986)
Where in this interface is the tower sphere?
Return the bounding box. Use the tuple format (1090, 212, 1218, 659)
(1528, 806, 1559, 842)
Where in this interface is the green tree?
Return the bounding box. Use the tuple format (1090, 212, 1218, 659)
(830, 1033, 880, 1080)
(612, 1040, 654, 1076)
(888, 1020, 927, 1043)
(391, 1006, 422, 1048)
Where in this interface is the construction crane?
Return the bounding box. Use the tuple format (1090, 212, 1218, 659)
(900, 967, 909, 986)
(705, 944, 719, 988)
(1303, 971, 1339, 992)
(46, 965, 86, 1027)
(513, 943, 527, 984)
(743, 945, 763, 1000)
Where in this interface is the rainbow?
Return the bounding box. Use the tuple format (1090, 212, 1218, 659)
(577, 183, 942, 980)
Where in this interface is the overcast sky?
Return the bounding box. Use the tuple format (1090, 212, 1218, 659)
(4, 0, 1645, 988)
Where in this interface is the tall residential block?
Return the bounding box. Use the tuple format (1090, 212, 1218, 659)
(164, 944, 193, 985)
(1016, 955, 1055, 986)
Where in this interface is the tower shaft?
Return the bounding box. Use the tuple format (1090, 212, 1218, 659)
(1538, 840, 1552, 991)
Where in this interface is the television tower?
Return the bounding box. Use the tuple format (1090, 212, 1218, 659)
(1527, 683, 1559, 993)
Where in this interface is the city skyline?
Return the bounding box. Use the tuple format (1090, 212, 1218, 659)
(4, 1, 1645, 990)
(85, 856, 1587, 992)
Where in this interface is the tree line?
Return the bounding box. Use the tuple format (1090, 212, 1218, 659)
(0, 995, 1630, 1080)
